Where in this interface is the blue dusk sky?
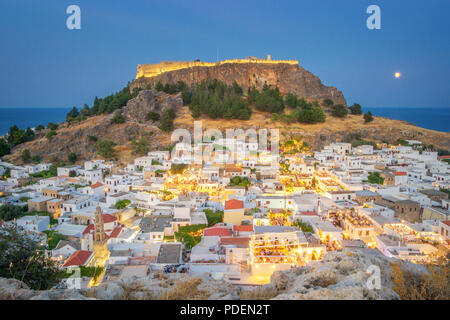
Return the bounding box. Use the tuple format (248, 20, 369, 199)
(0, 0, 449, 109)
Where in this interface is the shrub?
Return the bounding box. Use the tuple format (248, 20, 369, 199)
(331, 104, 348, 117)
(364, 111, 374, 123)
(21, 149, 31, 163)
(111, 111, 125, 124)
(95, 139, 116, 159)
(322, 98, 334, 107)
(46, 130, 57, 141)
(68, 152, 77, 163)
(349, 103, 363, 115)
(146, 111, 160, 121)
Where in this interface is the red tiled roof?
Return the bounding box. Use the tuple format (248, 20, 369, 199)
(90, 182, 104, 189)
(204, 227, 232, 237)
(233, 225, 254, 232)
(220, 237, 250, 246)
(299, 211, 317, 216)
(82, 224, 94, 236)
(225, 199, 244, 210)
(438, 155, 450, 160)
(63, 250, 92, 267)
(394, 171, 407, 176)
(442, 220, 450, 227)
(107, 226, 122, 239)
(103, 214, 117, 223)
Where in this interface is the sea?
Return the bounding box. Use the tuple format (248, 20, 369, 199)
(0, 107, 449, 136)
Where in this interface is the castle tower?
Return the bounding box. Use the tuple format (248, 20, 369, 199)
(93, 206, 109, 265)
(267, 54, 271, 61)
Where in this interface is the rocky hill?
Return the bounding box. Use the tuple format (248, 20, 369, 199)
(0, 249, 441, 300)
(131, 62, 347, 106)
(3, 88, 450, 165)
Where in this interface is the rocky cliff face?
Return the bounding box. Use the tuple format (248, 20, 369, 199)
(131, 63, 347, 106)
(123, 89, 183, 122)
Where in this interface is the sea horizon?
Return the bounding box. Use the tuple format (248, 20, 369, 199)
(0, 106, 449, 135)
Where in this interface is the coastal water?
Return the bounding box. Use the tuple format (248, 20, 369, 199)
(368, 107, 450, 133)
(0, 107, 449, 136)
(0, 108, 71, 136)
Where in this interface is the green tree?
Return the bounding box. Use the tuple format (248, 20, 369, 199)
(94, 139, 116, 159)
(0, 138, 11, 157)
(367, 172, 384, 184)
(68, 152, 77, 163)
(32, 155, 41, 164)
(331, 104, 348, 117)
(66, 107, 80, 123)
(204, 209, 224, 227)
(47, 122, 58, 130)
(146, 111, 160, 121)
(0, 225, 62, 290)
(46, 130, 57, 141)
(159, 109, 176, 132)
(21, 149, 31, 163)
(131, 138, 149, 155)
(111, 111, 125, 124)
(322, 98, 334, 107)
(285, 93, 298, 109)
(349, 103, 362, 115)
(35, 124, 45, 131)
(115, 199, 131, 209)
(364, 111, 374, 123)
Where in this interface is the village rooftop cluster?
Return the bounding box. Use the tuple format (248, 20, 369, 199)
(0, 137, 449, 288)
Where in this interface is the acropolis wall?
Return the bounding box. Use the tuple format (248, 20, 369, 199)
(136, 55, 299, 79)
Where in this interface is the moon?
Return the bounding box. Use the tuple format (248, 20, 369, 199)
(394, 72, 401, 78)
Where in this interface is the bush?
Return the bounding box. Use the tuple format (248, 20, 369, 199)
(298, 103, 326, 124)
(94, 139, 116, 159)
(68, 152, 77, 163)
(131, 138, 149, 155)
(0, 225, 62, 290)
(46, 130, 57, 141)
(331, 104, 348, 117)
(349, 103, 362, 115)
(159, 109, 176, 132)
(322, 98, 334, 107)
(204, 209, 223, 227)
(47, 122, 58, 130)
(0, 204, 28, 221)
(170, 163, 188, 174)
(366, 172, 384, 184)
(364, 111, 374, 123)
(111, 111, 125, 124)
(21, 149, 31, 163)
(32, 155, 41, 164)
(115, 199, 130, 209)
(146, 111, 160, 121)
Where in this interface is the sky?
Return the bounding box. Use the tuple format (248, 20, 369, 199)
(0, 0, 449, 109)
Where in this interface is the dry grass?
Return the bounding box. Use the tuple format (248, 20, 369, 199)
(390, 258, 450, 300)
(239, 286, 278, 300)
(159, 278, 209, 300)
(118, 281, 153, 300)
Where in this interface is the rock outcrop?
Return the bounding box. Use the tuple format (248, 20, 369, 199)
(131, 62, 347, 106)
(122, 89, 183, 122)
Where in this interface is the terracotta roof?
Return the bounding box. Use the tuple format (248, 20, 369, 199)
(103, 214, 117, 223)
(299, 211, 317, 216)
(63, 250, 92, 267)
(107, 226, 122, 239)
(233, 225, 254, 232)
(90, 182, 104, 189)
(220, 237, 250, 247)
(225, 199, 244, 210)
(82, 224, 94, 236)
(394, 171, 407, 176)
(442, 221, 450, 227)
(438, 155, 450, 160)
(204, 227, 232, 237)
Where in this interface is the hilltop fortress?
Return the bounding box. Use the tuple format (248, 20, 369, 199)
(136, 55, 298, 79)
(131, 55, 347, 106)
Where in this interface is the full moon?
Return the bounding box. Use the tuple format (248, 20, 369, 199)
(394, 72, 401, 78)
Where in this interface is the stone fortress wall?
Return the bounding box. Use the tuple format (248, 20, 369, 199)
(136, 55, 299, 79)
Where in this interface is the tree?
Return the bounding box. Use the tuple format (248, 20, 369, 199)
(46, 130, 57, 141)
(0, 225, 62, 290)
(47, 122, 58, 130)
(364, 111, 374, 123)
(285, 93, 298, 109)
(204, 209, 223, 227)
(68, 152, 77, 163)
(349, 103, 362, 115)
(35, 124, 45, 131)
(94, 139, 116, 159)
(32, 155, 41, 164)
(115, 199, 131, 209)
(322, 98, 334, 107)
(131, 138, 149, 155)
(21, 149, 31, 163)
(331, 104, 348, 117)
(66, 106, 80, 123)
(110, 111, 125, 124)
(146, 111, 160, 122)
(0, 138, 11, 157)
(159, 109, 176, 132)
(367, 172, 384, 184)
(298, 103, 326, 124)
(0, 204, 28, 221)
